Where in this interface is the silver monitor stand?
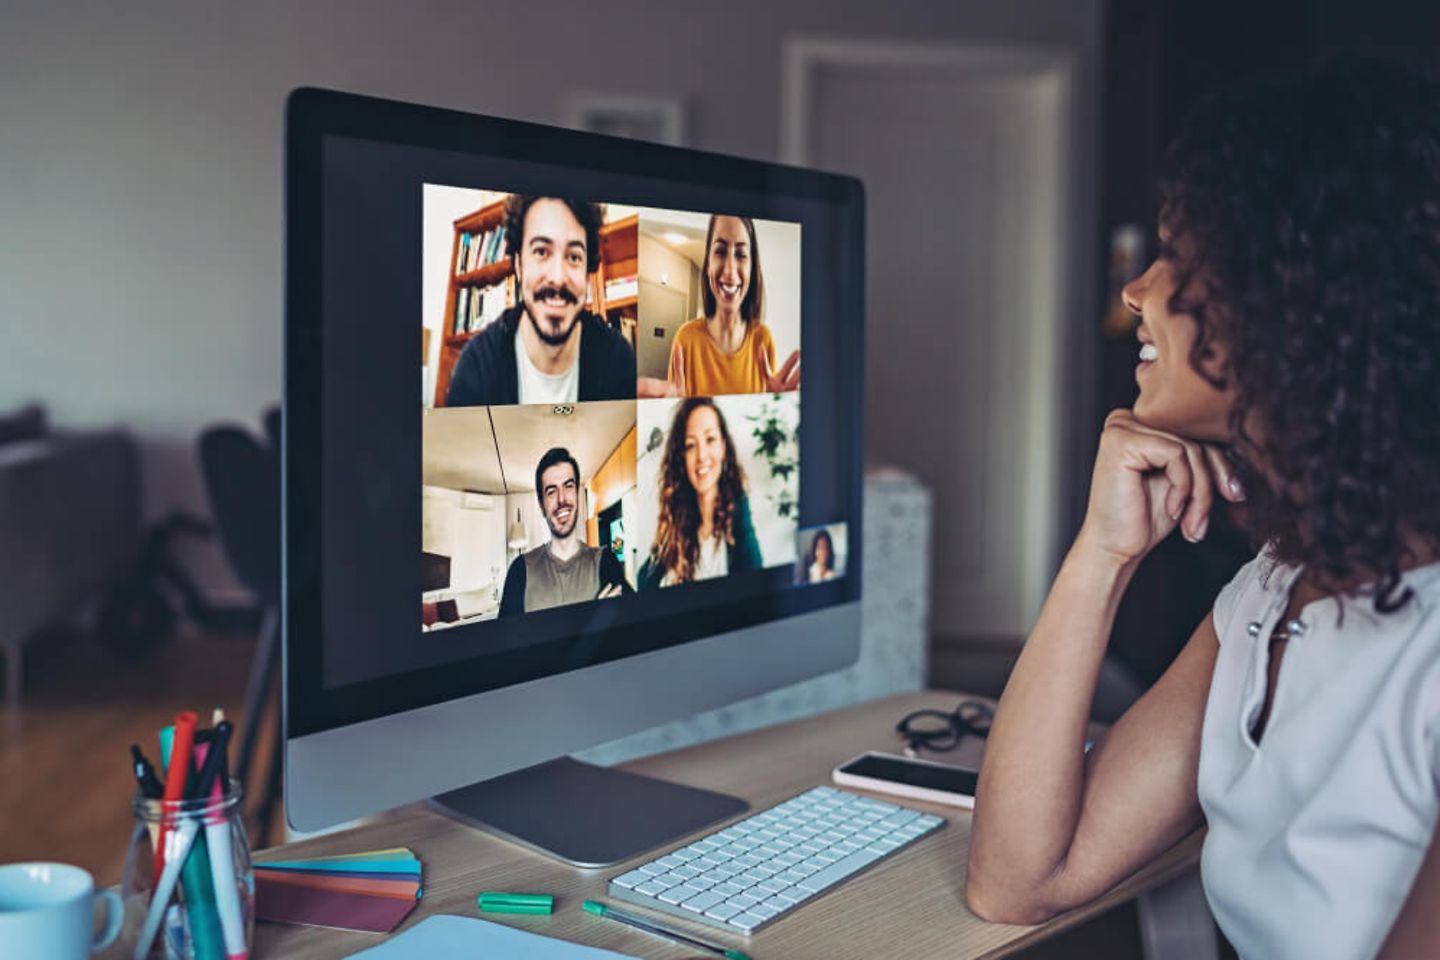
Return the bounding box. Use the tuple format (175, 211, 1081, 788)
(429, 757, 747, 867)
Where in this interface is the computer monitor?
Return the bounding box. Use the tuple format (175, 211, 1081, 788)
(283, 88, 866, 866)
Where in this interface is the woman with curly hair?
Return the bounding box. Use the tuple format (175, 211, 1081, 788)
(639, 398, 763, 588)
(967, 62, 1440, 958)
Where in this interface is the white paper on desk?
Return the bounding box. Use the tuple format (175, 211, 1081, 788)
(347, 914, 641, 959)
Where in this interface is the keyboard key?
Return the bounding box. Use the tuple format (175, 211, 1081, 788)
(611, 869, 650, 889)
(706, 902, 745, 922)
(659, 883, 706, 905)
(796, 847, 887, 893)
(634, 880, 669, 897)
(749, 902, 783, 921)
(854, 797, 901, 814)
(770, 886, 808, 905)
(729, 892, 761, 910)
(680, 890, 727, 914)
(728, 912, 768, 932)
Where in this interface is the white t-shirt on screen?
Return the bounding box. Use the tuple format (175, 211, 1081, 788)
(515, 333, 579, 405)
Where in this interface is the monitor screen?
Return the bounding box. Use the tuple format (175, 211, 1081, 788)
(285, 89, 864, 750)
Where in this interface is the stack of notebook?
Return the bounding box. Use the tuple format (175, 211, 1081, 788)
(254, 847, 423, 933)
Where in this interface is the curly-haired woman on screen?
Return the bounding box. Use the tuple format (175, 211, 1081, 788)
(967, 62, 1440, 960)
(639, 398, 763, 588)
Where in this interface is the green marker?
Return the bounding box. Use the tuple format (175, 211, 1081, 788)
(478, 891, 554, 915)
(582, 899, 753, 960)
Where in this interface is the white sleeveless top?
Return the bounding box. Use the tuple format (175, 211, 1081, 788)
(1199, 551, 1440, 959)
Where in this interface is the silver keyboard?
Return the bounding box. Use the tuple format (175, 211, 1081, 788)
(607, 785, 946, 935)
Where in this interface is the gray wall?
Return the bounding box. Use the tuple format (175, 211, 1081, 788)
(0, 0, 1101, 594)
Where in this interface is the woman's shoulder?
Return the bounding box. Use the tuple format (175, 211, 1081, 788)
(743, 320, 775, 350)
(1211, 547, 1288, 643)
(673, 318, 709, 345)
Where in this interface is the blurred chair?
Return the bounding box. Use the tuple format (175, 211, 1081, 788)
(199, 411, 281, 844)
(0, 405, 139, 703)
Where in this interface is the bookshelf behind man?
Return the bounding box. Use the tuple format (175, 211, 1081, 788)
(433, 204, 641, 407)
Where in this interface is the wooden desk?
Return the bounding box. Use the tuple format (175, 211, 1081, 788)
(248, 691, 1202, 959)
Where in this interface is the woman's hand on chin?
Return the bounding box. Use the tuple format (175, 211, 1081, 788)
(1076, 409, 1245, 568)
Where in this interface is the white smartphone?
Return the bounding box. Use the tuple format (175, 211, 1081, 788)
(832, 751, 979, 809)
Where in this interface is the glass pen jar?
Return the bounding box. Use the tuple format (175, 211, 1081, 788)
(120, 788, 254, 960)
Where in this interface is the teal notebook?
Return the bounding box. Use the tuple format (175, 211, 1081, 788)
(348, 914, 639, 959)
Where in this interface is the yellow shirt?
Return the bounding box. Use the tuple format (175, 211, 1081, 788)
(670, 318, 777, 397)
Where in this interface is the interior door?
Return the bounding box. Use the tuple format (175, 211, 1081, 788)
(787, 43, 1074, 643)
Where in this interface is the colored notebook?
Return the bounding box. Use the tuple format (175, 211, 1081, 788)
(254, 847, 422, 933)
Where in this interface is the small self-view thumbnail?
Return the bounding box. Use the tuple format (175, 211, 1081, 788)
(795, 523, 847, 585)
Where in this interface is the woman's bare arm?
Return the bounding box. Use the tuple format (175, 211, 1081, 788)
(966, 410, 1240, 923)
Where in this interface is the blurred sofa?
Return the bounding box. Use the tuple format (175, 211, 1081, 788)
(0, 405, 140, 701)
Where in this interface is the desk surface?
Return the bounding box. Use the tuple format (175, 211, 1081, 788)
(245, 691, 1201, 959)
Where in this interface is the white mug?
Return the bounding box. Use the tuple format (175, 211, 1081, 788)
(0, 862, 122, 959)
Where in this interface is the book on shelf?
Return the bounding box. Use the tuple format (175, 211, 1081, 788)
(453, 281, 510, 336)
(454, 225, 509, 276)
(604, 275, 638, 302)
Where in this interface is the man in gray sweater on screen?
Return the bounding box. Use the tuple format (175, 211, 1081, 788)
(499, 447, 631, 615)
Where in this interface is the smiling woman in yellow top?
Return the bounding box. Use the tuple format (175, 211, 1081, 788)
(638, 215, 801, 398)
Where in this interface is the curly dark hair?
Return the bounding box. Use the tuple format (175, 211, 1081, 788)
(502, 195, 605, 273)
(1158, 60, 1440, 611)
(650, 398, 747, 584)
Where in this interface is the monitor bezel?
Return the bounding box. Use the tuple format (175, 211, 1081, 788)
(284, 87, 865, 739)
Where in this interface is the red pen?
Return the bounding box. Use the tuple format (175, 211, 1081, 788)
(154, 710, 198, 887)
